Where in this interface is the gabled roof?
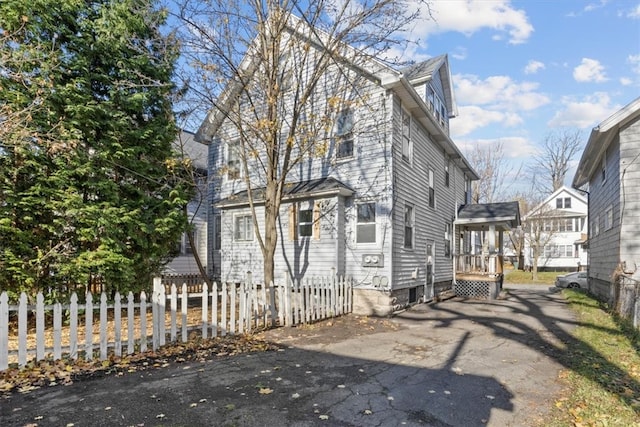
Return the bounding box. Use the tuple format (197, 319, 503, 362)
(174, 130, 208, 172)
(194, 12, 478, 181)
(215, 177, 354, 208)
(573, 96, 640, 189)
(455, 202, 520, 231)
(400, 54, 457, 118)
(525, 185, 588, 219)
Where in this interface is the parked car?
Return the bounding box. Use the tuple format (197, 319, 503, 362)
(555, 271, 587, 289)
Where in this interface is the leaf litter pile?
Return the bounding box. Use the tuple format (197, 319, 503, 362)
(0, 334, 281, 398)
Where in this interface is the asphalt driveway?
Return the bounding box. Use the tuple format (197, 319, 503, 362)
(1, 284, 575, 426)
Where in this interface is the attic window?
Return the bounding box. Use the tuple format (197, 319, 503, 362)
(227, 141, 241, 180)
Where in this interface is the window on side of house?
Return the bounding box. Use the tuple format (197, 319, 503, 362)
(605, 205, 613, 230)
(428, 169, 435, 208)
(335, 109, 354, 159)
(298, 208, 314, 238)
(444, 222, 451, 257)
(564, 197, 571, 208)
(401, 109, 411, 163)
(184, 229, 195, 254)
(356, 202, 376, 244)
(404, 204, 414, 249)
(601, 151, 607, 184)
(214, 214, 221, 250)
(593, 215, 600, 237)
(234, 215, 253, 241)
(556, 198, 563, 209)
(444, 157, 450, 187)
(227, 141, 241, 180)
(464, 175, 470, 204)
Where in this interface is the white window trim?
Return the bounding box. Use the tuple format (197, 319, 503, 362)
(401, 108, 412, 164)
(233, 214, 253, 242)
(356, 202, 377, 245)
(335, 109, 355, 160)
(404, 203, 415, 249)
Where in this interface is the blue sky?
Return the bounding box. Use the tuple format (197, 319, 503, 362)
(400, 0, 639, 186)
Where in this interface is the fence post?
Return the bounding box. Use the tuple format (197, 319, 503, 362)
(0, 292, 8, 370)
(230, 282, 236, 335)
(182, 284, 188, 342)
(140, 291, 147, 352)
(211, 282, 218, 338)
(170, 284, 177, 342)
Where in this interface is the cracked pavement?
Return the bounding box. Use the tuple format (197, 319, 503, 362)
(1, 284, 575, 426)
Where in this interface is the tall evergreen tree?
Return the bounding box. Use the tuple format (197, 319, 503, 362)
(0, 0, 189, 299)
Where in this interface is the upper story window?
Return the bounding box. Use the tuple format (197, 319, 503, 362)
(234, 214, 253, 241)
(227, 141, 241, 180)
(464, 175, 470, 204)
(605, 205, 613, 231)
(556, 197, 571, 209)
(601, 151, 607, 184)
(428, 169, 435, 208)
(335, 109, 354, 159)
(444, 157, 450, 187)
(404, 203, 414, 249)
(401, 109, 412, 163)
(213, 215, 221, 250)
(444, 222, 451, 257)
(356, 202, 376, 244)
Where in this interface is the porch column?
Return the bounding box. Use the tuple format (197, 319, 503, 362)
(488, 225, 496, 273)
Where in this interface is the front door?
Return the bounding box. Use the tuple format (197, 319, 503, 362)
(425, 241, 435, 301)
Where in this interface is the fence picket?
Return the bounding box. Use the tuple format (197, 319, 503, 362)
(127, 292, 135, 355)
(85, 292, 94, 361)
(1, 274, 352, 371)
(221, 282, 227, 336)
(100, 293, 108, 360)
(70, 293, 78, 360)
(170, 284, 177, 342)
(140, 291, 147, 352)
(202, 283, 209, 339)
(181, 284, 188, 342)
(210, 283, 217, 338)
(53, 302, 62, 360)
(114, 293, 122, 357)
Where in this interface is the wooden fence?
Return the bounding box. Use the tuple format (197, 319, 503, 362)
(0, 274, 352, 371)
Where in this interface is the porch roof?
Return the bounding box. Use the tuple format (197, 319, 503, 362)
(455, 202, 521, 232)
(215, 177, 354, 208)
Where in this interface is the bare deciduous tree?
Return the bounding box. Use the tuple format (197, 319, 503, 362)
(467, 141, 520, 204)
(171, 0, 431, 285)
(528, 129, 583, 193)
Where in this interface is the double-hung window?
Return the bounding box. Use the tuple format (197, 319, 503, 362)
(335, 109, 354, 159)
(444, 223, 451, 257)
(234, 215, 253, 241)
(428, 169, 435, 208)
(356, 202, 376, 244)
(298, 208, 314, 238)
(227, 141, 241, 180)
(404, 204, 414, 249)
(401, 109, 411, 163)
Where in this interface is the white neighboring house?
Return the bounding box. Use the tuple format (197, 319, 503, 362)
(163, 130, 209, 279)
(523, 186, 588, 272)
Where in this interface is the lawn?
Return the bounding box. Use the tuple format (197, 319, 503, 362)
(541, 289, 640, 426)
(503, 268, 559, 285)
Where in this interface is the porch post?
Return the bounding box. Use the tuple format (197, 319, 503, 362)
(488, 225, 496, 273)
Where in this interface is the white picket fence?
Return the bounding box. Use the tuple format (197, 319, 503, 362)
(0, 274, 352, 371)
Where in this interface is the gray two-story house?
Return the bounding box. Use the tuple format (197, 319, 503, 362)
(572, 96, 640, 313)
(196, 15, 481, 314)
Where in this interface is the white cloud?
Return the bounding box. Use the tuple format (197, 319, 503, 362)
(450, 105, 522, 137)
(413, 0, 534, 45)
(454, 74, 550, 111)
(629, 54, 640, 75)
(573, 58, 608, 83)
(524, 60, 545, 74)
(584, 0, 609, 12)
(627, 4, 640, 18)
(547, 93, 620, 128)
(451, 47, 468, 60)
(620, 77, 633, 85)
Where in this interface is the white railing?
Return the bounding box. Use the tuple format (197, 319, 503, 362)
(0, 274, 352, 371)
